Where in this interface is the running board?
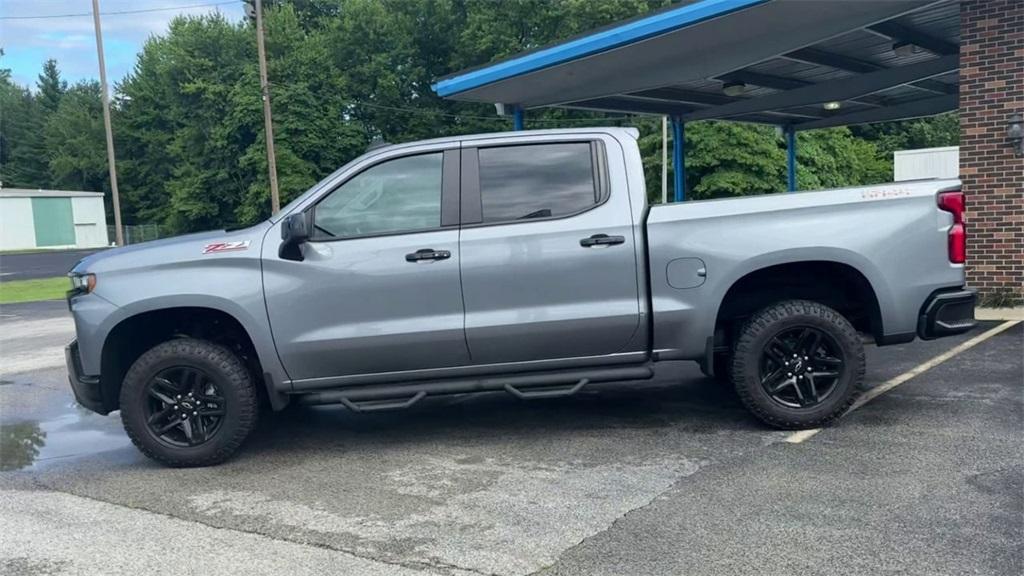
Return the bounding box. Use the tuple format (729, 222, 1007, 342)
(337, 391, 427, 413)
(504, 378, 589, 400)
(293, 366, 651, 410)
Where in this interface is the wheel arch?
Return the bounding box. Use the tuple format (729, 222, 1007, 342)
(98, 299, 288, 413)
(711, 252, 890, 348)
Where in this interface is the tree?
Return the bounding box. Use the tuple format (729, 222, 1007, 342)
(237, 3, 365, 222)
(796, 128, 890, 190)
(851, 112, 958, 155)
(637, 121, 891, 202)
(44, 81, 109, 194)
(0, 68, 49, 188)
(117, 14, 256, 231)
(684, 122, 788, 199)
(36, 59, 67, 115)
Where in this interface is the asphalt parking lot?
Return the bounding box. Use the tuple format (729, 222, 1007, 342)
(0, 249, 105, 282)
(0, 301, 1020, 576)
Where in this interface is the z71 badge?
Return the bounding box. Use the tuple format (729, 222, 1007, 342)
(202, 240, 251, 254)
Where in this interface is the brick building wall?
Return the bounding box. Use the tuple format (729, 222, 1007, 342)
(959, 0, 1024, 304)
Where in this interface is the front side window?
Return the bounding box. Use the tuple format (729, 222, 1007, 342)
(477, 142, 600, 223)
(313, 153, 442, 238)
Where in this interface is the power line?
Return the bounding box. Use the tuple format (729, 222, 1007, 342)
(0, 1, 242, 20)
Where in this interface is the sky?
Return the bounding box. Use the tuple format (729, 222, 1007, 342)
(1, 0, 246, 89)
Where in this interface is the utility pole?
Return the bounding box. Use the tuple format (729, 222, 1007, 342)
(91, 0, 124, 246)
(252, 0, 280, 214)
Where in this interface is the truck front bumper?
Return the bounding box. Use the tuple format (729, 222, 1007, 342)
(917, 289, 977, 340)
(66, 340, 108, 414)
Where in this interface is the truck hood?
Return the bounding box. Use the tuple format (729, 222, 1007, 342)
(70, 223, 271, 275)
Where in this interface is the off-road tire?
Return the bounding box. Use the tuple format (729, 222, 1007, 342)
(731, 300, 864, 429)
(120, 338, 258, 467)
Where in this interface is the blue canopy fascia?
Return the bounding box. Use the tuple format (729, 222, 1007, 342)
(432, 0, 768, 98)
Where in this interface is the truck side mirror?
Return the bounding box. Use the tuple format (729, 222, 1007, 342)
(279, 211, 312, 261)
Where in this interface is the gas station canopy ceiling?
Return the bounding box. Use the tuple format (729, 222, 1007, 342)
(433, 0, 961, 130)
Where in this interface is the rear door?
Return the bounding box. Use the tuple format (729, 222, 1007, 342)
(457, 135, 642, 365)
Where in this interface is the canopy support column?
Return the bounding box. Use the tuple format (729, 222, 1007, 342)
(672, 115, 686, 202)
(785, 126, 797, 192)
(512, 107, 525, 131)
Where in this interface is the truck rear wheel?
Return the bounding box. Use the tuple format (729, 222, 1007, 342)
(731, 300, 864, 429)
(120, 338, 258, 467)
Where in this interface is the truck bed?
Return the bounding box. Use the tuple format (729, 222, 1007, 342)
(645, 179, 965, 360)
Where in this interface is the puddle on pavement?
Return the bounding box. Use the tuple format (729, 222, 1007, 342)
(0, 404, 130, 472)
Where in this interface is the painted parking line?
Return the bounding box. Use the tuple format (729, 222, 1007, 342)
(784, 320, 1021, 444)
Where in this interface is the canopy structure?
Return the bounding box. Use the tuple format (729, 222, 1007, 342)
(433, 0, 960, 199)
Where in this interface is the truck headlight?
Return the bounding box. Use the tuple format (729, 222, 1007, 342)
(68, 273, 97, 296)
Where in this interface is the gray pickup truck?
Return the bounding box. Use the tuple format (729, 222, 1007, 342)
(66, 127, 975, 467)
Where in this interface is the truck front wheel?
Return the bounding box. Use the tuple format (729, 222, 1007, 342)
(119, 338, 258, 467)
(731, 300, 864, 429)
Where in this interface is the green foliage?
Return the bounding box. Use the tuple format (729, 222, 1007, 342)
(0, 69, 49, 188)
(36, 59, 67, 114)
(796, 128, 891, 190)
(851, 112, 958, 155)
(45, 82, 109, 194)
(685, 122, 787, 199)
(0, 1, 964, 233)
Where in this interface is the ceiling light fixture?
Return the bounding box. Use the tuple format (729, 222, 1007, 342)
(893, 41, 922, 57)
(722, 81, 747, 97)
(823, 101, 842, 111)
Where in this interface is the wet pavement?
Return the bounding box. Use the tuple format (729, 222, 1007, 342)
(0, 398, 130, 473)
(0, 301, 1021, 576)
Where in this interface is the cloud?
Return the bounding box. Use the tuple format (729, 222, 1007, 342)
(1, 0, 245, 88)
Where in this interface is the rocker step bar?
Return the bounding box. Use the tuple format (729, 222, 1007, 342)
(293, 365, 652, 411)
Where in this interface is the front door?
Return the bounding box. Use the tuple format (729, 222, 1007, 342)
(263, 149, 470, 385)
(458, 138, 642, 365)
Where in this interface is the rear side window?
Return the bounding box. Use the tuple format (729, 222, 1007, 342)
(477, 142, 603, 223)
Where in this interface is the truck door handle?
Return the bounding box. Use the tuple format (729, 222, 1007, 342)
(580, 234, 625, 247)
(405, 248, 451, 262)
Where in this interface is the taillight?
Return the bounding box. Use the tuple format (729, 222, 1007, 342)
(937, 190, 966, 264)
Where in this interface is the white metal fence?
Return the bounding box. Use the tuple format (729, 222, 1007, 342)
(893, 146, 959, 181)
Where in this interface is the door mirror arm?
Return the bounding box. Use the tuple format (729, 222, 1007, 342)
(279, 210, 313, 261)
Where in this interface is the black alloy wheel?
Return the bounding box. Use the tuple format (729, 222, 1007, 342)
(144, 366, 227, 447)
(759, 326, 844, 409)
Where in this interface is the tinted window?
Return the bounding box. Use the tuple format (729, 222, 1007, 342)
(478, 143, 598, 223)
(314, 153, 442, 238)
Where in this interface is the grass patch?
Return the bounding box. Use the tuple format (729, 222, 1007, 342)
(0, 277, 68, 304)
